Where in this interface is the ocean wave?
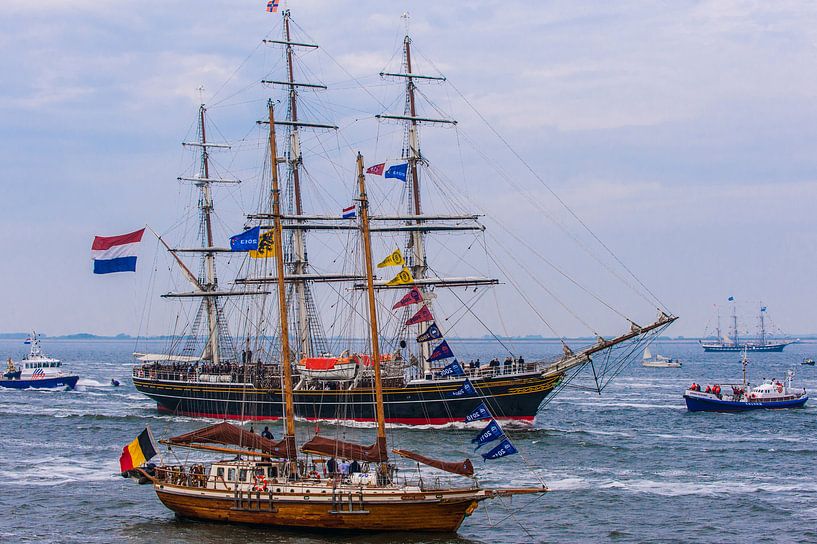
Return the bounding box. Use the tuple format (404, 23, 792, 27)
(0, 454, 118, 486)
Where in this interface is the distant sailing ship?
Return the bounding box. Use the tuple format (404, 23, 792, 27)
(699, 298, 796, 353)
(130, 11, 675, 426)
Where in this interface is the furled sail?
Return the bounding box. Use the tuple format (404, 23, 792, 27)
(167, 422, 291, 458)
(300, 435, 387, 462)
(392, 449, 474, 477)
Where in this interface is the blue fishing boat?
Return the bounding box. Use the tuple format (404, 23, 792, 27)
(1, 332, 79, 390)
(684, 352, 807, 412)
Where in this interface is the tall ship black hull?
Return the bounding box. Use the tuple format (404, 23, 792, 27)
(700, 341, 794, 353)
(132, 368, 560, 425)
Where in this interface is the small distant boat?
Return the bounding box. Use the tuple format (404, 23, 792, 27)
(641, 348, 681, 368)
(0, 332, 79, 390)
(684, 352, 807, 411)
(802, 358, 815, 366)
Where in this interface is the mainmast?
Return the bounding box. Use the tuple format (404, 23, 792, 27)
(759, 303, 767, 346)
(267, 101, 297, 463)
(357, 152, 388, 452)
(260, 11, 336, 360)
(284, 11, 310, 360)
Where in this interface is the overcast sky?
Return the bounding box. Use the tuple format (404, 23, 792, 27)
(2, 1, 817, 338)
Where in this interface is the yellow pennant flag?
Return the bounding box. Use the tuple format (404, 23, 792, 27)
(377, 248, 405, 268)
(386, 266, 414, 286)
(250, 230, 275, 259)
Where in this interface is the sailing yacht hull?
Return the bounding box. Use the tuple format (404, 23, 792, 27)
(154, 484, 481, 532)
(133, 372, 559, 425)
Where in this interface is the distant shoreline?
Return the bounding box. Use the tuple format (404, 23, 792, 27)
(1, 333, 815, 343)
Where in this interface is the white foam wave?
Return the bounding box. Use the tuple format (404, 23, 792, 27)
(546, 475, 817, 497)
(0, 454, 117, 486)
(77, 378, 109, 387)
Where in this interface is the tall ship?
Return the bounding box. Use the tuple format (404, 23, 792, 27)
(699, 298, 796, 353)
(131, 11, 675, 426)
(121, 143, 548, 533)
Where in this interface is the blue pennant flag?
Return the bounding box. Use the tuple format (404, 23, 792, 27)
(481, 438, 519, 460)
(417, 322, 443, 343)
(438, 359, 465, 378)
(384, 162, 408, 181)
(450, 378, 476, 398)
(761, 306, 767, 312)
(428, 340, 454, 362)
(464, 402, 491, 423)
(230, 226, 260, 252)
(471, 419, 504, 450)
(727, 296, 735, 301)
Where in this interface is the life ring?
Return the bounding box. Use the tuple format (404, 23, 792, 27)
(252, 474, 268, 492)
(777, 385, 783, 393)
(307, 470, 321, 480)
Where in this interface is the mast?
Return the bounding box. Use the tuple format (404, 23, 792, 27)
(731, 299, 739, 346)
(268, 101, 297, 463)
(715, 306, 721, 342)
(284, 10, 310, 360)
(357, 152, 387, 453)
(197, 105, 220, 364)
(759, 303, 766, 346)
(260, 13, 334, 360)
(402, 35, 432, 374)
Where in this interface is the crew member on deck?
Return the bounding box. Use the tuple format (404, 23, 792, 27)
(261, 426, 273, 439)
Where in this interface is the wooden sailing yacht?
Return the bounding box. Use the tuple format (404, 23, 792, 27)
(131, 10, 677, 425)
(133, 104, 546, 531)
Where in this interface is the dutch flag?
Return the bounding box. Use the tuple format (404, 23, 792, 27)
(91, 228, 145, 274)
(342, 205, 356, 220)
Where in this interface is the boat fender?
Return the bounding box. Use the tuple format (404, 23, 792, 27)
(307, 470, 321, 480)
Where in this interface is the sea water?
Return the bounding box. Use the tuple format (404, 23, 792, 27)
(0, 338, 815, 543)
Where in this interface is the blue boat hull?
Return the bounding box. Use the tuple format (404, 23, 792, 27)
(684, 394, 808, 412)
(0, 375, 79, 390)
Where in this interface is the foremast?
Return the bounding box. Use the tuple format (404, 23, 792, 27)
(161, 104, 245, 364)
(357, 153, 388, 452)
(197, 105, 221, 364)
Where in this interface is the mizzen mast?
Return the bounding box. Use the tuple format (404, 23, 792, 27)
(376, 30, 458, 375)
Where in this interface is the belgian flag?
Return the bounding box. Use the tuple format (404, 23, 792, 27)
(119, 428, 159, 473)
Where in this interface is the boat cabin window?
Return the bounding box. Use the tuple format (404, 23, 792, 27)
(267, 466, 278, 478)
(228, 468, 236, 481)
(239, 469, 249, 482)
(216, 467, 225, 479)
